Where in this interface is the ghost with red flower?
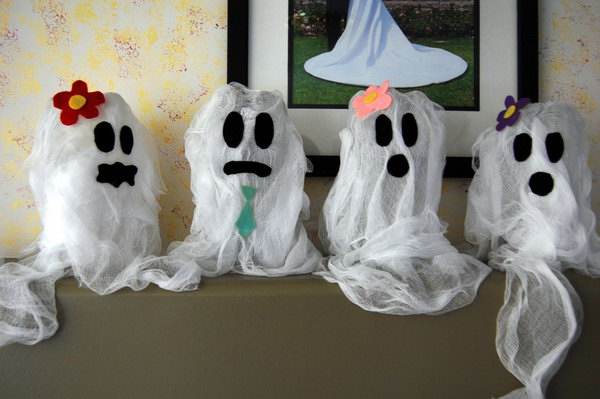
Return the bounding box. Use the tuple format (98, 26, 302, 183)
(0, 80, 199, 348)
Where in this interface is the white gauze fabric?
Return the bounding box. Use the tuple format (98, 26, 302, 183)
(465, 102, 600, 398)
(319, 89, 490, 315)
(304, 0, 467, 87)
(164, 83, 321, 277)
(0, 88, 200, 347)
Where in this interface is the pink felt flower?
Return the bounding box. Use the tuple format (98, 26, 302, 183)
(352, 80, 393, 118)
(53, 80, 105, 126)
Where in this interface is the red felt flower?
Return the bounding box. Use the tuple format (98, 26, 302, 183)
(53, 80, 105, 126)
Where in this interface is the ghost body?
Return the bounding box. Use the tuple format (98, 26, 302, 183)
(465, 102, 599, 399)
(167, 83, 320, 276)
(0, 82, 185, 347)
(466, 102, 600, 271)
(27, 92, 164, 290)
(320, 89, 489, 315)
(322, 92, 443, 251)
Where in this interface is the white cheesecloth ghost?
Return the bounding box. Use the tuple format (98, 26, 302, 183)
(465, 101, 600, 399)
(164, 82, 321, 277)
(304, 0, 467, 87)
(0, 82, 199, 347)
(319, 88, 490, 315)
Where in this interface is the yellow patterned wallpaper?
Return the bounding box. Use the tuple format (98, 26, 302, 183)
(0, 0, 227, 256)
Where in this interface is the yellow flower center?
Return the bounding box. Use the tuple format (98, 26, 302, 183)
(68, 94, 87, 110)
(504, 105, 517, 119)
(364, 92, 378, 104)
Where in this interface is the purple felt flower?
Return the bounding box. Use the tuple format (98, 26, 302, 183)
(495, 96, 531, 131)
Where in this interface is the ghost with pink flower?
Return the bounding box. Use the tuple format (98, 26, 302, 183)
(319, 84, 490, 316)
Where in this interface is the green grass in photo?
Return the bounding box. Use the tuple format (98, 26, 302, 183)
(291, 35, 476, 108)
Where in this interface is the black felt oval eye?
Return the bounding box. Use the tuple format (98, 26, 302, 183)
(254, 113, 274, 149)
(513, 133, 532, 162)
(94, 121, 115, 153)
(375, 115, 393, 147)
(401, 113, 418, 147)
(545, 132, 564, 163)
(223, 112, 244, 148)
(120, 125, 134, 155)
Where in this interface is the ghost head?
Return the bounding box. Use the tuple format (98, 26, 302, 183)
(321, 90, 446, 254)
(168, 82, 320, 276)
(319, 87, 489, 315)
(27, 81, 164, 291)
(466, 102, 600, 269)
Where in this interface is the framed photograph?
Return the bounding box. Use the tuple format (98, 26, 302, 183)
(244, 0, 538, 176)
(289, 0, 479, 111)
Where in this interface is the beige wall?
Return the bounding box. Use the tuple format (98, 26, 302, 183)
(1, 0, 599, 256)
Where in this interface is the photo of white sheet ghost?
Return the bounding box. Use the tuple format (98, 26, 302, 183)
(165, 82, 321, 277)
(304, 0, 467, 88)
(319, 88, 490, 315)
(0, 81, 199, 347)
(465, 102, 600, 399)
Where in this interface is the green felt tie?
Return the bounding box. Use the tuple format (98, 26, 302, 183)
(235, 185, 258, 238)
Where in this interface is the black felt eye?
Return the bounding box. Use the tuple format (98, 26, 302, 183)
(120, 126, 134, 155)
(375, 115, 393, 146)
(94, 121, 115, 153)
(513, 133, 532, 162)
(401, 113, 418, 147)
(545, 132, 564, 163)
(254, 113, 274, 149)
(223, 111, 244, 148)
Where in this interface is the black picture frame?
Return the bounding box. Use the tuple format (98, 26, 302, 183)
(230, 0, 538, 178)
(227, 0, 249, 85)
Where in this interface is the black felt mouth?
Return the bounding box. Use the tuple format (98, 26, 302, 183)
(223, 161, 272, 177)
(97, 162, 138, 188)
(387, 154, 410, 178)
(528, 171, 554, 196)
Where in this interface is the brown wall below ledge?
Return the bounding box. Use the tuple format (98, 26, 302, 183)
(0, 271, 598, 399)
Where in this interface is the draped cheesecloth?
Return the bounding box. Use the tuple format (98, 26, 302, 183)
(304, 0, 467, 87)
(465, 102, 600, 398)
(0, 92, 200, 347)
(319, 89, 490, 315)
(163, 83, 321, 277)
